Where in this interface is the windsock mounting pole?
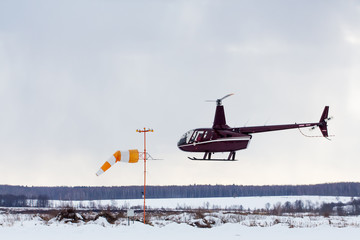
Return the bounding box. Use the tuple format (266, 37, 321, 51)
(136, 128, 153, 224)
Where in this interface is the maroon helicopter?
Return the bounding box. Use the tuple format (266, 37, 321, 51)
(177, 94, 331, 161)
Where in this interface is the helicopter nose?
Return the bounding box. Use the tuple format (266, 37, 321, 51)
(177, 139, 187, 151)
(177, 136, 186, 148)
(177, 142, 185, 151)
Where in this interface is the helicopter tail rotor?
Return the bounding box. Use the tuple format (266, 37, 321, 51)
(311, 116, 333, 131)
(299, 107, 333, 140)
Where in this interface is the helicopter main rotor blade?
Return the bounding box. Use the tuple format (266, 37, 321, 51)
(220, 93, 234, 101)
(205, 93, 234, 106)
(206, 93, 234, 102)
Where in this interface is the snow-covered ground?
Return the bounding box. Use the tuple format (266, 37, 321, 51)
(1, 215, 360, 240)
(1, 196, 360, 240)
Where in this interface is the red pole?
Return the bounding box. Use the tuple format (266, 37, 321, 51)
(136, 128, 153, 224)
(143, 128, 146, 224)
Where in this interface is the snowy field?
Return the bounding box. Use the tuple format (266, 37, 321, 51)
(1, 220, 360, 240)
(1, 196, 360, 240)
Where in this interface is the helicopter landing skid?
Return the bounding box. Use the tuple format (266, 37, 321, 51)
(188, 151, 237, 161)
(188, 157, 237, 161)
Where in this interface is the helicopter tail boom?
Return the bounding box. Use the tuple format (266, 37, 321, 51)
(234, 106, 330, 137)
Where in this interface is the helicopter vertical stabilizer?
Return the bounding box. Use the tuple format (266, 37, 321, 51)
(319, 106, 329, 138)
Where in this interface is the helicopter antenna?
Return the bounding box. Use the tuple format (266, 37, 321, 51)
(206, 93, 234, 106)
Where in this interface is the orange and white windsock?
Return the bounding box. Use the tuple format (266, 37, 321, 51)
(96, 149, 139, 176)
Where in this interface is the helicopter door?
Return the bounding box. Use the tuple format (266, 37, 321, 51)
(202, 130, 211, 141)
(189, 130, 205, 143)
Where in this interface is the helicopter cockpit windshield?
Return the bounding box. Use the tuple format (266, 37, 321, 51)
(177, 130, 194, 146)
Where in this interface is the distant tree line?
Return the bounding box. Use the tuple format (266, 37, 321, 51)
(0, 194, 49, 208)
(250, 198, 360, 217)
(0, 182, 359, 201)
(320, 198, 360, 217)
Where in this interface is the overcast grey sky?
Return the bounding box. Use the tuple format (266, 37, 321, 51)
(1, 0, 359, 186)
